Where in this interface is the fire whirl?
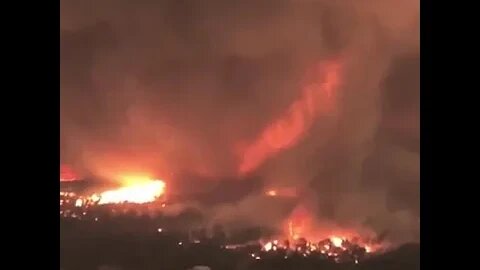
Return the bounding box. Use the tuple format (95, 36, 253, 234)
(238, 59, 342, 174)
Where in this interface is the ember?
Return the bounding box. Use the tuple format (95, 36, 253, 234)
(266, 190, 277, 197)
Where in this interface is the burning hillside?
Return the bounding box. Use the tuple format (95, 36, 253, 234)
(96, 179, 166, 204)
(60, 177, 166, 210)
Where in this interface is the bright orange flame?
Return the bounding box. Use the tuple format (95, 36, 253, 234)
(238, 60, 342, 174)
(263, 242, 273, 251)
(279, 204, 381, 253)
(330, 236, 343, 248)
(97, 179, 166, 204)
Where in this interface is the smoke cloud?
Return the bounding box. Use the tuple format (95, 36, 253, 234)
(61, 0, 419, 245)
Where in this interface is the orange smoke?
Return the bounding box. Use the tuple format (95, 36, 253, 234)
(238, 60, 342, 174)
(60, 165, 78, 182)
(286, 204, 314, 241)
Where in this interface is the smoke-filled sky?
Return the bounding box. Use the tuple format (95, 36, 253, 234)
(61, 0, 419, 244)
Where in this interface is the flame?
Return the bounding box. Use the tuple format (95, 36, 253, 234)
(238, 60, 342, 174)
(278, 204, 382, 254)
(75, 198, 83, 207)
(330, 236, 343, 248)
(286, 205, 313, 241)
(263, 242, 273, 251)
(97, 179, 166, 205)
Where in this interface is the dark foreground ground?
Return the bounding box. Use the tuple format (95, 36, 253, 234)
(60, 219, 419, 270)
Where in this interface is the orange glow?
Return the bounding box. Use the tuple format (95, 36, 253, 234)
(60, 165, 78, 182)
(97, 179, 166, 205)
(238, 60, 342, 174)
(75, 198, 83, 207)
(90, 193, 101, 202)
(265, 187, 297, 198)
(266, 190, 277, 196)
(330, 236, 343, 248)
(263, 242, 273, 251)
(285, 205, 313, 241)
(279, 204, 382, 254)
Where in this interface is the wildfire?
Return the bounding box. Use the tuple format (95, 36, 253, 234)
(330, 236, 344, 248)
(270, 204, 385, 257)
(259, 235, 374, 263)
(97, 179, 166, 205)
(238, 60, 342, 174)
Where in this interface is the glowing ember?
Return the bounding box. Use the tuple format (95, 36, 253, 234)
(75, 198, 83, 207)
(90, 194, 101, 202)
(97, 179, 166, 205)
(263, 242, 273, 251)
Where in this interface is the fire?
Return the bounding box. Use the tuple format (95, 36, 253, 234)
(265, 187, 297, 198)
(263, 242, 273, 251)
(238, 60, 342, 174)
(97, 179, 166, 205)
(276, 204, 383, 255)
(75, 198, 83, 207)
(330, 236, 343, 248)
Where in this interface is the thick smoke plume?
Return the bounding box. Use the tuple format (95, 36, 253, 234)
(61, 0, 419, 245)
